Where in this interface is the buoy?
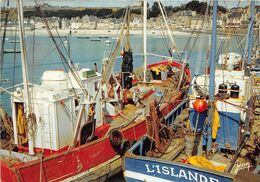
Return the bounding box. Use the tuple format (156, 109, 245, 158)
(231, 83, 239, 98)
(218, 83, 228, 94)
(193, 98, 208, 113)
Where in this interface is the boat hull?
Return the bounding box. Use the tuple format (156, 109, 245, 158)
(1, 60, 191, 182)
(124, 155, 233, 182)
(1, 120, 147, 182)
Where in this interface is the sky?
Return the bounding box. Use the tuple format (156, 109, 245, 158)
(5, 0, 260, 8)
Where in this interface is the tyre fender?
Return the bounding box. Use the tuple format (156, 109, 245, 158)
(109, 129, 123, 150)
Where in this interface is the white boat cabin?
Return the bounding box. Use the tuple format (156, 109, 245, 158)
(11, 68, 102, 151)
(189, 53, 253, 150)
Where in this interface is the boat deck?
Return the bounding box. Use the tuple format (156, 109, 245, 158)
(160, 138, 185, 161)
(109, 78, 179, 130)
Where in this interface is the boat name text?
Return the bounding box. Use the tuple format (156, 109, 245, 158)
(145, 164, 219, 182)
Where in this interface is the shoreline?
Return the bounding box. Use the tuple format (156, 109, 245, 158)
(3, 28, 251, 37)
(4, 28, 192, 37)
(3, 28, 250, 37)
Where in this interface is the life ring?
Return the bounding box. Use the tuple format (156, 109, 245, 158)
(109, 129, 123, 151)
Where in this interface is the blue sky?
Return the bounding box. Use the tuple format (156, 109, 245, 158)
(7, 0, 259, 8)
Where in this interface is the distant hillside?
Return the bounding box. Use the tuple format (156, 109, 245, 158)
(180, 1, 227, 14)
(23, 6, 115, 19)
(0, 1, 227, 20)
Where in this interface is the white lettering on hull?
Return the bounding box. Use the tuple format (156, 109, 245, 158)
(144, 164, 219, 182)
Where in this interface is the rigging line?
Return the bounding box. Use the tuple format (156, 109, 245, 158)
(102, 6, 130, 74)
(106, 7, 128, 64)
(234, 0, 245, 56)
(182, 0, 210, 54)
(186, 23, 203, 62)
(236, 35, 246, 55)
(35, 4, 88, 97)
(195, 0, 211, 75)
(32, 10, 36, 84)
(102, 7, 129, 84)
(182, 19, 203, 56)
(152, 5, 172, 55)
(156, 14, 175, 58)
(35, 2, 73, 65)
(235, 34, 245, 56)
(28, 7, 68, 62)
(158, 21, 169, 48)
(220, 1, 244, 58)
(12, 25, 18, 93)
(0, 0, 9, 80)
(34, 4, 88, 98)
(104, 8, 125, 63)
(158, 0, 177, 57)
(34, 0, 73, 64)
(218, 39, 227, 83)
(187, 35, 199, 61)
(158, 19, 171, 56)
(30, 9, 38, 112)
(187, 11, 207, 60)
(36, 37, 68, 63)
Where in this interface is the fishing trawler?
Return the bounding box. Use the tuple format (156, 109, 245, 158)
(124, 0, 260, 181)
(0, 1, 191, 181)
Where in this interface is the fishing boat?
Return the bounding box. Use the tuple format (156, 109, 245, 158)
(77, 36, 90, 39)
(9, 40, 20, 43)
(98, 36, 109, 39)
(90, 38, 101, 42)
(3, 49, 21, 54)
(105, 40, 111, 44)
(0, 1, 191, 182)
(124, 0, 260, 181)
(112, 37, 119, 40)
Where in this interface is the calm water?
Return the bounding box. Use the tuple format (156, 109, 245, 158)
(0, 32, 243, 115)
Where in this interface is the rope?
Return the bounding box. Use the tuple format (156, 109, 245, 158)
(33, 5, 89, 99)
(12, 26, 18, 92)
(0, 0, 9, 80)
(102, 7, 129, 83)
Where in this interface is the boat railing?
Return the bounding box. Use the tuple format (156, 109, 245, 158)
(127, 136, 149, 156)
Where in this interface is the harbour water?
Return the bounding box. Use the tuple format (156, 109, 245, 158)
(1, 32, 242, 115)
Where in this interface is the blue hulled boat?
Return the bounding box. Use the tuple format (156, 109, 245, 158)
(123, 0, 260, 181)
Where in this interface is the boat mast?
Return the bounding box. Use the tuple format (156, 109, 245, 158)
(245, 0, 255, 131)
(17, 0, 35, 155)
(247, 0, 255, 66)
(207, 0, 218, 153)
(143, 0, 147, 82)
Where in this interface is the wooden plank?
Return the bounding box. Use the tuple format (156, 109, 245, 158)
(161, 138, 185, 160)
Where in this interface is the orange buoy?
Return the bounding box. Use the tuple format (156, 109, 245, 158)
(193, 98, 208, 113)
